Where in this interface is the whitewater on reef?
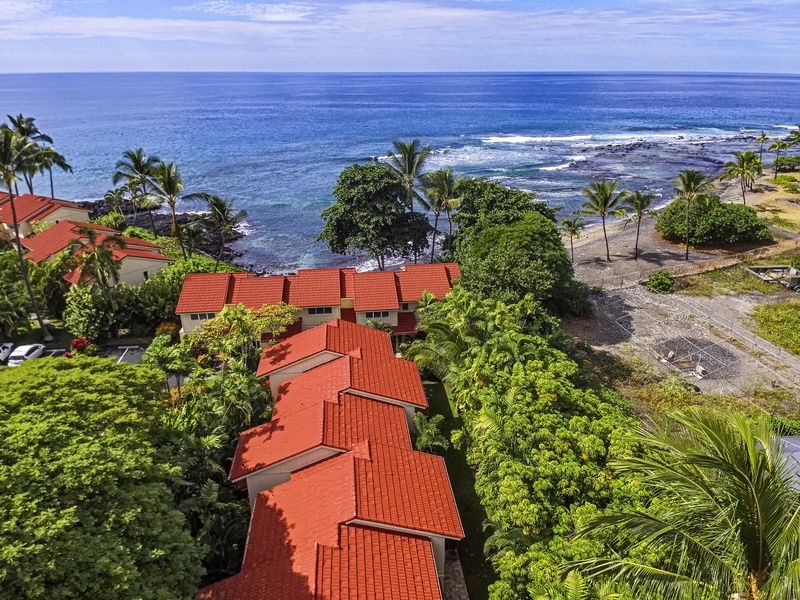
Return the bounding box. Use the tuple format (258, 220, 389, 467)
(1, 72, 798, 272)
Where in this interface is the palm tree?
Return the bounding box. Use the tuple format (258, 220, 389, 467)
(113, 148, 161, 226)
(423, 168, 461, 260)
(73, 226, 126, 298)
(756, 131, 769, 162)
(148, 161, 188, 259)
(577, 179, 628, 262)
(577, 409, 800, 600)
(193, 194, 247, 271)
(0, 128, 53, 341)
(621, 191, 656, 260)
(673, 169, 711, 261)
(722, 151, 762, 204)
(769, 139, 790, 178)
(5, 114, 52, 194)
(33, 146, 72, 198)
(180, 222, 209, 259)
(103, 187, 127, 215)
(560, 217, 585, 263)
(787, 128, 800, 148)
(387, 139, 432, 213)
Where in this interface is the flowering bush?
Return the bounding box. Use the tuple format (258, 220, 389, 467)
(70, 337, 98, 356)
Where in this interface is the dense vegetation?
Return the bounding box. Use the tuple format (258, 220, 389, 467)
(656, 194, 772, 246)
(751, 300, 800, 356)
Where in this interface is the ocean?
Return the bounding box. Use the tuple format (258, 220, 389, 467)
(1, 72, 798, 271)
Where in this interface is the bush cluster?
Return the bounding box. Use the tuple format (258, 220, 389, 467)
(646, 271, 675, 294)
(655, 195, 772, 246)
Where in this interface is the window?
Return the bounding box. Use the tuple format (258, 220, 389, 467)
(190, 312, 215, 321)
(190, 313, 199, 321)
(308, 306, 333, 315)
(365, 311, 390, 319)
(401, 303, 409, 311)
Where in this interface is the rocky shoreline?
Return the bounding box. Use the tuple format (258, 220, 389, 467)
(77, 200, 245, 267)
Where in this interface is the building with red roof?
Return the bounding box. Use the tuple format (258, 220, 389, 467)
(0, 193, 90, 238)
(175, 263, 459, 337)
(18, 220, 172, 286)
(198, 441, 463, 600)
(257, 319, 394, 394)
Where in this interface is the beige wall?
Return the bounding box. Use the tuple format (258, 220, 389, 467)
(244, 446, 340, 506)
(179, 311, 217, 336)
(301, 306, 341, 329)
(267, 350, 341, 396)
(39, 206, 90, 228)
(117, 256, 171, 286)
(356, 310, 398, 327)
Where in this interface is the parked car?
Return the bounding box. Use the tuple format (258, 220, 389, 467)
(7, 344, 46, 367)
(0, 342, 13, 363)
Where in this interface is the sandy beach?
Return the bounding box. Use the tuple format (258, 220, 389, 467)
(564, 171, 800, 286)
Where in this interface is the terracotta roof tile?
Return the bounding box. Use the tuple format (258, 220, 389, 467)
(230, 391, 411, 481)
(176, 273, 232, 314)
(353, 271, 399, 312)
(0, 194, 88, 226)
(396, 263, 455, 302)
(227, 275, 286, 308)
(287, 269, 342, 307)
(257, 319, 393, 377)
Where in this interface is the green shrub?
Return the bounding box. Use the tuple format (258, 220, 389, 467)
(91, 211, 127, 231)
(656, 195, 772, 246)
(771, 175, 798, 185)
(64, 284, 115, 341)
(774, 155, 800, 172)
(752, 301, 800, 356)
(646, 271, 674, 294)
(122, 225, 158, 242)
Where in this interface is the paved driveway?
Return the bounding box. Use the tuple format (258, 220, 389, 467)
(98, 345, 145, 364)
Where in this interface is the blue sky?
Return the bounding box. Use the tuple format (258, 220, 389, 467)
(1, 0, 798, 73)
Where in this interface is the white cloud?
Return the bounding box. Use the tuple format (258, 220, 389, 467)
(0, 0, 53, 20)
(179, 1, 317, 21)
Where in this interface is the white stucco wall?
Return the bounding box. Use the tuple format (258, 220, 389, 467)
(267, 350, 341, 396)
(38, 206, 90, 228)
(301, 306, 341, 329)
(116, 256, 171, 286)
(245, 446, 340, 506)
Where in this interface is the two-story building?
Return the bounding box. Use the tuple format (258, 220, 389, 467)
(175, 262, 459, 337)
(0, 193, 90, 238)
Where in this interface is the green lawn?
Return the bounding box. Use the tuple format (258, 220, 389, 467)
(751, 300, 800, 356)
(424, 381, 495, 600)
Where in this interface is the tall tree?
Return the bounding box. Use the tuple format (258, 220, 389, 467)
(387, 139, 432, 213)
(560, 216, 585, 263)
(756, 131, 769, 162)
(148, 161, 188, 259)
(5, 114, 53, 194)
(194, 193, 247, 272)
(423, 168, 462, 259)
(318, 163, 430, 270)
(769, 139, 790, 178)
(33, 145, 72, 198)
(577, 179, 628, 262)
(0, 128, 53, 341)
(578, 410, 800, 600)
(621, 190, 656, 260)
(673, 169, 712, 260)
(722, 150, 762, 204)
(113, 148, 161, 228)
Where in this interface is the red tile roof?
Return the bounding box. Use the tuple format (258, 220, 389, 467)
(287, 268, 342, 307)
(176, 273, 232, 313)
(227, 275, 286, 308)
(230, 391, 411, 481)
(396, 263, 455, 302)
(353, 271, 399, 312)
(257, 319, 393, 377)
(0, 194, 88, 226)
(277, 352, 428, 409)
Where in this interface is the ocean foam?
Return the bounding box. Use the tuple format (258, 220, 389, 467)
(540, 163, 572, 171)
(481, 134, 592, 144)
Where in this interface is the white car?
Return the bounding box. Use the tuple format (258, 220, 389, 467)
(7, 344, 46, 367)
(0, 342, 13, 363)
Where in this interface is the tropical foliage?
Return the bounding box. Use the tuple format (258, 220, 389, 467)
(576, 179, 628, 262)
(721, 150, 763, 204)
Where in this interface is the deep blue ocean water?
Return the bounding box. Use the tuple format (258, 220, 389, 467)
(1, 72, 798, 271)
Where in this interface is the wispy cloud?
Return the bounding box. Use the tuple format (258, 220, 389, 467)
(1, 0, 53, 20)
(178, 1, 318, 21)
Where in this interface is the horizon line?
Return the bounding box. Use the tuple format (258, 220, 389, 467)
(2, 70, 800, 77)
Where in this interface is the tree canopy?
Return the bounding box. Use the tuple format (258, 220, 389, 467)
(0, 357, 203, 600)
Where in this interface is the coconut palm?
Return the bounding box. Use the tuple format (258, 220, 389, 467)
(33, 146, 72, 198)
(673, 169, 712, 261)
(577, 409, 800, 600)
(180, 222, 209, 259)
(576, 179, 628, 262)
(621, 191, 656, 260)
(422, 168, 462, 262)
(73, 226, 126, 297)
(0, 128, 53, 341)
(194, 194, 247, 271)
(5, 115, 71, 197)
(148, 161, 189, 258)
(756, 131, 769, 162)
(722, 151, 762, 205)
(769, 139, 790, 178)
(387, 139, 432, 213)
(560, 217, 585, 263)
(103, 187, 128, 215)
(787, 128, 800, 148)
(113, 148, 161, 225)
